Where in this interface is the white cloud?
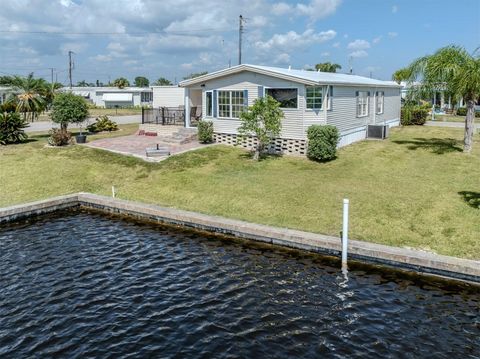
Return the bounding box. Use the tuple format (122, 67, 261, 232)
(332, 42, 340, 48)
(321, 51, 330, 56)
(274, 53, 291, 64)
(372, 36, 382, 44)
(296, 0, 342, 20)
(272, 0, 342, 20)
(349, 50, 368, 58)
(272, 2, 291, 15)
(388, 32, 398, 38)
(392, 5, 398, 13)
(347, 39, 370, 50)
(255, 29, 336, 52)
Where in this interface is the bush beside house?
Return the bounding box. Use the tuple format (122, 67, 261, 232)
(456, 107, 480, 117)
(307, 125, 340, 161)
(197, 120, 214, 143)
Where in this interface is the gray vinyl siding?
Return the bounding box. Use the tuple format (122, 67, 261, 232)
(374, 88, 401, 124)
(326, 86, 400, 131)
(200, 72, 325, 140)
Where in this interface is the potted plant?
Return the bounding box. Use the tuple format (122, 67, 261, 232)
(50, 92, 89, 145)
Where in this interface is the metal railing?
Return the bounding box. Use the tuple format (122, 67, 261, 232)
(142, 107, 185, 126)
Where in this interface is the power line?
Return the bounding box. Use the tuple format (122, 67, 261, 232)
(0, 28, 235, 36)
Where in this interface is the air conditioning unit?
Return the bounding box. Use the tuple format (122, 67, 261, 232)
(367, 124, 389, 139)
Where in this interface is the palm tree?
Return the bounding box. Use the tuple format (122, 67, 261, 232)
(315, 62, 342, 73)
(113, 77, 130, 89)
(401, 45, 480, 152)
(1, 74, 48, 122)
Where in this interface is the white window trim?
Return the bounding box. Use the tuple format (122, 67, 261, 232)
(376, 91, 384, 115)
(264, 87, 299, 110)
(217, 89, 245, 120)
(356, 91, 369, 118)
(305, 85, 325, 110)
(205, 90, 213, 118)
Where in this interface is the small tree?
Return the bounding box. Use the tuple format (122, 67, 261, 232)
(238, 95, 283, 161)
(50, 93, 89, 131)
(113, 77, 130, 89)
(153, 77, 172, 86)
(134, 76, 149, 87)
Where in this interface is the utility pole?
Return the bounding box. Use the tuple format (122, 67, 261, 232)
(68, 51, 74, 88)
(348, 56, 353, 74)
(49, 68, 55, 84)
(238, 15, 245, 65)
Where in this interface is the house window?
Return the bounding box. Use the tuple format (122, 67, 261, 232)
(206, 91, 213, 117)
(265, 88, 298, 108)
(218, 90, 244, 119)
(306, 86, 323, 109)
(141, 92, 152, 102)
(376, 91, 384, 114)
(356, 91, 369, 117)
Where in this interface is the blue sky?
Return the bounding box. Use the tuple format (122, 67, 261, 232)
(0, 0, 478, 85)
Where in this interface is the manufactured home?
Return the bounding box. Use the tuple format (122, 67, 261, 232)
(63, 87, 153, 108)
(178, 64, 401, 154)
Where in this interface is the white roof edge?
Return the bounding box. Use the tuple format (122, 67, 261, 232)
(179, 64, 401, 88)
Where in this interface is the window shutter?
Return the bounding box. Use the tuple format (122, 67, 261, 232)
(355, 90, 359, 97)
(258, 86, 264, 98)
(212, 90, 217, 117)
(243, 89, 248, 107)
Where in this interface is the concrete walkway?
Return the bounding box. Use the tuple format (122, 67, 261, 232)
(25, 115, 141, 133)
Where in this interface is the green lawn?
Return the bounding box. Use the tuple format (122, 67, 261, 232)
(1, 125, 479, 259)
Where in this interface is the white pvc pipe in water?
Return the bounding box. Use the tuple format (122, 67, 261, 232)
(342, 198, 349, 269)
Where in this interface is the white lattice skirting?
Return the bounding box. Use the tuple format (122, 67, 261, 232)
(213, 133, 307, 156)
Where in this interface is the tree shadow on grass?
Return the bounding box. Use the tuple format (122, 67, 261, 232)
(458, 191, 480, 209)
(392, 138, 463, 154)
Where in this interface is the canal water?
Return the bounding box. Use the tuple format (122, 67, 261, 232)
(0, 211, 478, 358)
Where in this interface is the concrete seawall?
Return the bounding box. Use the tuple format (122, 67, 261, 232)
(1, 193, 479, 284)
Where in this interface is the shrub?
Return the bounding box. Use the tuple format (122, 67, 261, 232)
(456, 107, 480, 117)
(0, 112, 28, 145)
(47, 128, 72, 146)
(197, 120, 214, 143)
(87, 115, 118, 133)
(401, 105, 428, 125)
(307, 125, 340, 161)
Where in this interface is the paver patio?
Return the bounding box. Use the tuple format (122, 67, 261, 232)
(84, 134, 212, 161)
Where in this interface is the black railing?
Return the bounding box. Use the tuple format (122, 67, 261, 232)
(142, 107, 185, 126)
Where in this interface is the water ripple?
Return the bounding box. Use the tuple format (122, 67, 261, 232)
(0, 211, 478, 358)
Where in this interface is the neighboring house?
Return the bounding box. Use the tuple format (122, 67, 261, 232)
(179, 64, 401, 153)
(152, 86, 185, 108)
(62, 87, 153, 108)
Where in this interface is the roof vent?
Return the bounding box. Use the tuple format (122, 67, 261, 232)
(288, 65, 291, 71)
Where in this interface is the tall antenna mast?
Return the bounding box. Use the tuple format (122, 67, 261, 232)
(238, 15, 245, 65)
(348, 56, 353, 74)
